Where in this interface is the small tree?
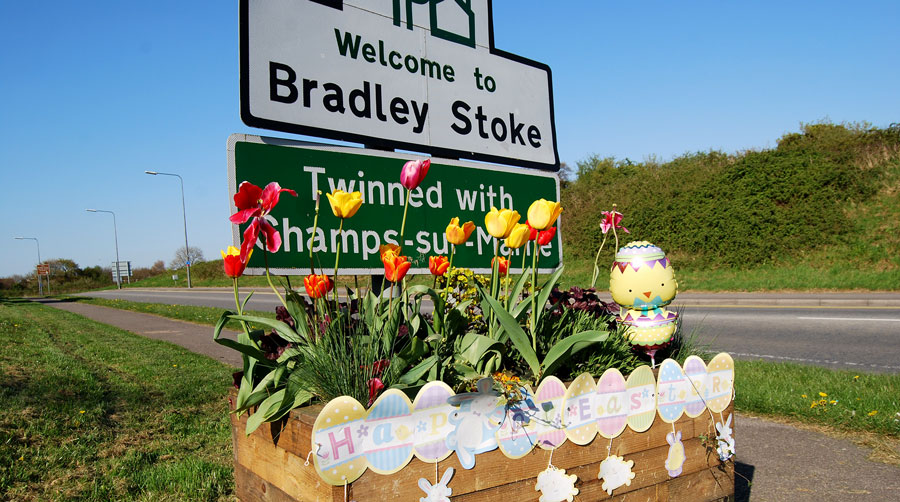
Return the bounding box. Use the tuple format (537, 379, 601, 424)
(169, 246, 205, 270)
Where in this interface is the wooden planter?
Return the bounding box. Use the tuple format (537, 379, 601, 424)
(229, 397, 734, 501)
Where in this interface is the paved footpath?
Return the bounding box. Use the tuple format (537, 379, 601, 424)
(39, 299, 900, 501)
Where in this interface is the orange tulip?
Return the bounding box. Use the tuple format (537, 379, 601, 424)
(383, 253, 411, 283)
(304, 273, 333, 299)
(446, 217, 476, 245)
(429, 255, 450, 276)
(380, 243, 401, 260)
(492, 256, 510, 275)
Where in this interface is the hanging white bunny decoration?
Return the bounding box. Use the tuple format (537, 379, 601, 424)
(715, 414, 735, 461)
(418, 467, 455, 502)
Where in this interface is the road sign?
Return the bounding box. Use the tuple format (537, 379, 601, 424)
(240, 0, 558, 170)
(111, 261, 132, 281)
(36, 264, 50, 276)
(227, 134, 561, 275)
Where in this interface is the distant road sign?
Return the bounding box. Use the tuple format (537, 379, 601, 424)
(36, 264, 50, 276)
(240, 0, 558, 170)
(228, 134, 561, 275)
(111, 261, 132, 281)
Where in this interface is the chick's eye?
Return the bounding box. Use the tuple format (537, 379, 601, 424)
(661, 283, 665, 286)
(628, 289, 632, 292)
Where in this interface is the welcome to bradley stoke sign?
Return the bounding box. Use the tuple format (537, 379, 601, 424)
(227, 134, 561, 275)
(240, 0, 558, 170)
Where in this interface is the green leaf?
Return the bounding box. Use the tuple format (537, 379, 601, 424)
(457, 333, 504, 367)
(476, 283, 540, 377)
(239, 291, 255, 313)
(398, 355, 438, 385)
(284, 289, 312, 341)
(229, 314, 304, 345)
(542, 329, 610, 378)
(245, 389, 286, 435)
(533, 265, 565, 329)
(213, 311, 269, 361)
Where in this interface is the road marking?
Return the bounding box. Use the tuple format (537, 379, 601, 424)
(796, 316, 900, 322)
(730, 352, 900, 371)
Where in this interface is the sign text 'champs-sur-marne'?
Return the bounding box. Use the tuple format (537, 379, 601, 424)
(240, 0, 558, 170)
(227, 135, 561, 275)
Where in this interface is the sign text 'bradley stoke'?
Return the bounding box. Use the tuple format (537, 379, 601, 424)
(242, 0, 558, 169)
(269, 30, 544, 149)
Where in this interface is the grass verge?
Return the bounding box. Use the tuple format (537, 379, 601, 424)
(735, 360, 899, 438)
(0, 298, 236, 501)
(73, 296, 275, 329)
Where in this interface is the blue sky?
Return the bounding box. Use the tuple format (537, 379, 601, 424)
(2, 1, 898, 278)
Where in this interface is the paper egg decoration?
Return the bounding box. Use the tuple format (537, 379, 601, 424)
(496, 385, 539, 459)
(595, 368, 628, 439)
(312, 395, 369, 485)
(412, 381, 455, 463)
(365, 389, 415, 474)
(656, 359, 688, 423)
(609, 241, 678, 310)
(625, 365, 656, 432)
(682, 355, 709, 418)
(706, 352, 735, 413)
(563, 372, 598, 445)
(533, 376, 567, 450)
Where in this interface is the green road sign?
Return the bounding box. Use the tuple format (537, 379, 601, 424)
(227, 134, 561, 275)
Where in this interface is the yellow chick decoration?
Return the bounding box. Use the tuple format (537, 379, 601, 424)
(609, 241, 679, 367)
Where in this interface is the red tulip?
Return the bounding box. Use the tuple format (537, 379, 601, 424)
(230, 181, 297, 261)
(221, 246, 251, 278)
(383, 253, 411, 283)
(400, 158, 431, 190)
(537, 226, 557, 246)
(492, 256, 510, 275)
(304, 273, 333, 299)
(429, 255, 450, 276)
(367, 377, 385, 407)
(526, 222, 538, 241)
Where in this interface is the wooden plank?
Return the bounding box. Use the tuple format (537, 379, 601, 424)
(235, 462, 302, 502)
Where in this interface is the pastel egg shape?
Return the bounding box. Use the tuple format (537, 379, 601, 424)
(625, 365, 657, 432)
(682, 355, 709, 418)
(656, 359, 687, 423)
(619, 309, 678, 347)
(563, 372, 598, 445)
(706, 352, 735, 413)
(312, 395, 369, 485)
(411, 381, 455, 463)
(496, 385, 539, 459)
(364, 389, 415, 474)
(533, 376, 567, 450)
(595, 368, 628, 439)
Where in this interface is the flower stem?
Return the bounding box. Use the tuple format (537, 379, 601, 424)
(309, 190, 322, 273)
(590, 234, 608, 289)
(262, 247, 287, 310)
(333, 218, 344, 309)
(400, 190, 411, 240)
(530, 240, 539, 351)
(232, 277, 253, 341)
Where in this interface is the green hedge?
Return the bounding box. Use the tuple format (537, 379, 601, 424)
(563, 122, 899, 268)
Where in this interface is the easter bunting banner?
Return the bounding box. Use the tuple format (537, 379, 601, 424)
(311, 353, 735, 485)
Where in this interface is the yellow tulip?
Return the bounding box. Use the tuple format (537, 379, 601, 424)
(484, 207, 521, 238)
(446, 217, 476, 245)
(527, 199, 562, 230)
(505, 223, 530, 249)
(326, 190, 363, 218)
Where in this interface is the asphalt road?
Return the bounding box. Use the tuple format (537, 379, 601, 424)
(78, 288, 900, 373)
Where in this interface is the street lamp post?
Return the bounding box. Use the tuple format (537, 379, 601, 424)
(145, 170, 192, 288)
(14, 236, 46, 295)
(86, 209, 122, 289)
